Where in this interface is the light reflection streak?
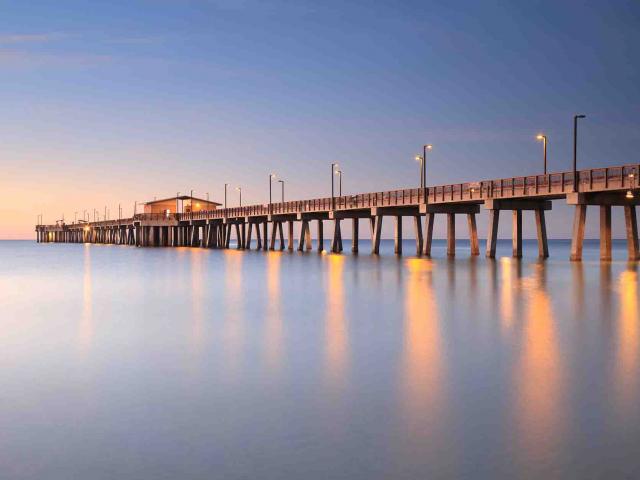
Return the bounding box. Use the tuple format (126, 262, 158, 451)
(265, 252, 283, 371)
(399, 259, 447, 443)
(189, 249, 205, 353)
(324, 254, 348, 388)
(513, 263, 564, 466)
(614, 267, 639, 415)
(78, 244, 93, 355)
(500, 258, 516, 330)
(223, 250, 244, 372)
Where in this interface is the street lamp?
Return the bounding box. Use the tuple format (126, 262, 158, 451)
(335, 170, 342, 196)
(269, 173, 276, 214)
(573, 114, 586, 192)
(278, 179, 285, 202)
(74, 211, 78, 223)
(224, 183, 228, 209)
(236, 186, 242, 207)
(422, 144, 432, 190)
(414, 154, 424, 188)
(331, 163, 339, 209)
(536, 134, 548, 175)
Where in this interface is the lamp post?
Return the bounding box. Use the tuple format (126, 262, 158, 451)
(422, 144, 433, 191)
(269, 173, 276, 214)
(118, 204, 122, 220)
(536, 134, 548, 174)
(74, 211, 78, 223)
(224, 183, 228, 209)
(414, 155, 424, 188)
(573, 114, 586, 192)
(331, 163, 339, 209)
(335, 170, 342, 196)
(278, 179, 285, 202)
(236, 186, 242, 207)
(190, 189, 193, 213)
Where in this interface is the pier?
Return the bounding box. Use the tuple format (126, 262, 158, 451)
(36, 163, 640, 261)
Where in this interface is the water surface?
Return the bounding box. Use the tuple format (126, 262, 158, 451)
(1, 240, 638, 479)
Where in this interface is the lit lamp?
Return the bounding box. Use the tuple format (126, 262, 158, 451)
(414, 154, 424, 189)
(269, 173, 276, 214)
(626, 190, 634, 199)
(536, 134, 548, 174)
(422, 144, 433, 189)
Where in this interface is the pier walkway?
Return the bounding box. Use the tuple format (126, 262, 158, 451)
(36, 163, 640, 261)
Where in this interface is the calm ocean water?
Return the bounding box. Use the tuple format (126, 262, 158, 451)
(1, 239, 638, 479)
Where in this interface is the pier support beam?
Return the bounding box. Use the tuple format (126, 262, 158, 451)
(317, 219, 323, 252)
(570, 205, 587, 262)
(467, 213, 479, 256)
(331, 220, 343, 253)
(246, 223, 253, 250)
(278, 221, 285, 250)
(298, 220, 309, 252)
(446, 213, 455, 257)
(512, 210, 523, 258)
(288, 221, 294, 251)
(484, 199, 551, 259)
(535, 210, 549, 258)
(413, 216, 423, 256)
(262, 222, 268, 251)
(352, 218, 359, 253)
(424, 213, 435, 257)
(624, 205, 639, 261)
(270, 221, 277, 250)
(394, 216, 402, 255)
(371, 216, 383, 254)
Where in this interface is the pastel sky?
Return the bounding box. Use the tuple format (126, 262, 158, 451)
(1, 0, 639, 239)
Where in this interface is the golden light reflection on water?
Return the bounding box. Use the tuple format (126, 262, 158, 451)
(78, 244, 93, 355)
(400, 259, 446, 432)
(500, 258, 516, 330)
(325, 254, 348, 388)
(614, 268, 639, 415)
(189, 249, 205, 353)
(513, 263, 564, 464)
(224, 250, 245, 371)
(265, 252, 283, 370)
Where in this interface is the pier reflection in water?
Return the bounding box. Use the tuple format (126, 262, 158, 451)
(0, 240, 639, 479)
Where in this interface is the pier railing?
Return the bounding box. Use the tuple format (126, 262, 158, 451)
(39, 163, 639, 229)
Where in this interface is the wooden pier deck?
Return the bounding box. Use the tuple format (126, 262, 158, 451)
(36, 163, 640, 261)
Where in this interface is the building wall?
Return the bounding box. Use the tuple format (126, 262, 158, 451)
(143, 199, 219, 214)
(144, 199, 179, 214)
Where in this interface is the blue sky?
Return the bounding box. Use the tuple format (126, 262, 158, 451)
(1, 0, 639, 238)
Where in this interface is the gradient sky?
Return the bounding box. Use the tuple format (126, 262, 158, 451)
(1, 0, 639, 239)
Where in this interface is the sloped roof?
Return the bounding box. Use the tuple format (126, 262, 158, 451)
(144, 195, 221, 206)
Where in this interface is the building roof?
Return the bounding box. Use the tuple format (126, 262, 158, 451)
(144, 195, 222, 206)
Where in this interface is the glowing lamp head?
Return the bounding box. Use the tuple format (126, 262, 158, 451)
(415, 155, 422, 162)
(84, 226, 90, 232)
(426, 144, 433, 150)
(626, 190, 634, 199)
(536, 134, 544, 140)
